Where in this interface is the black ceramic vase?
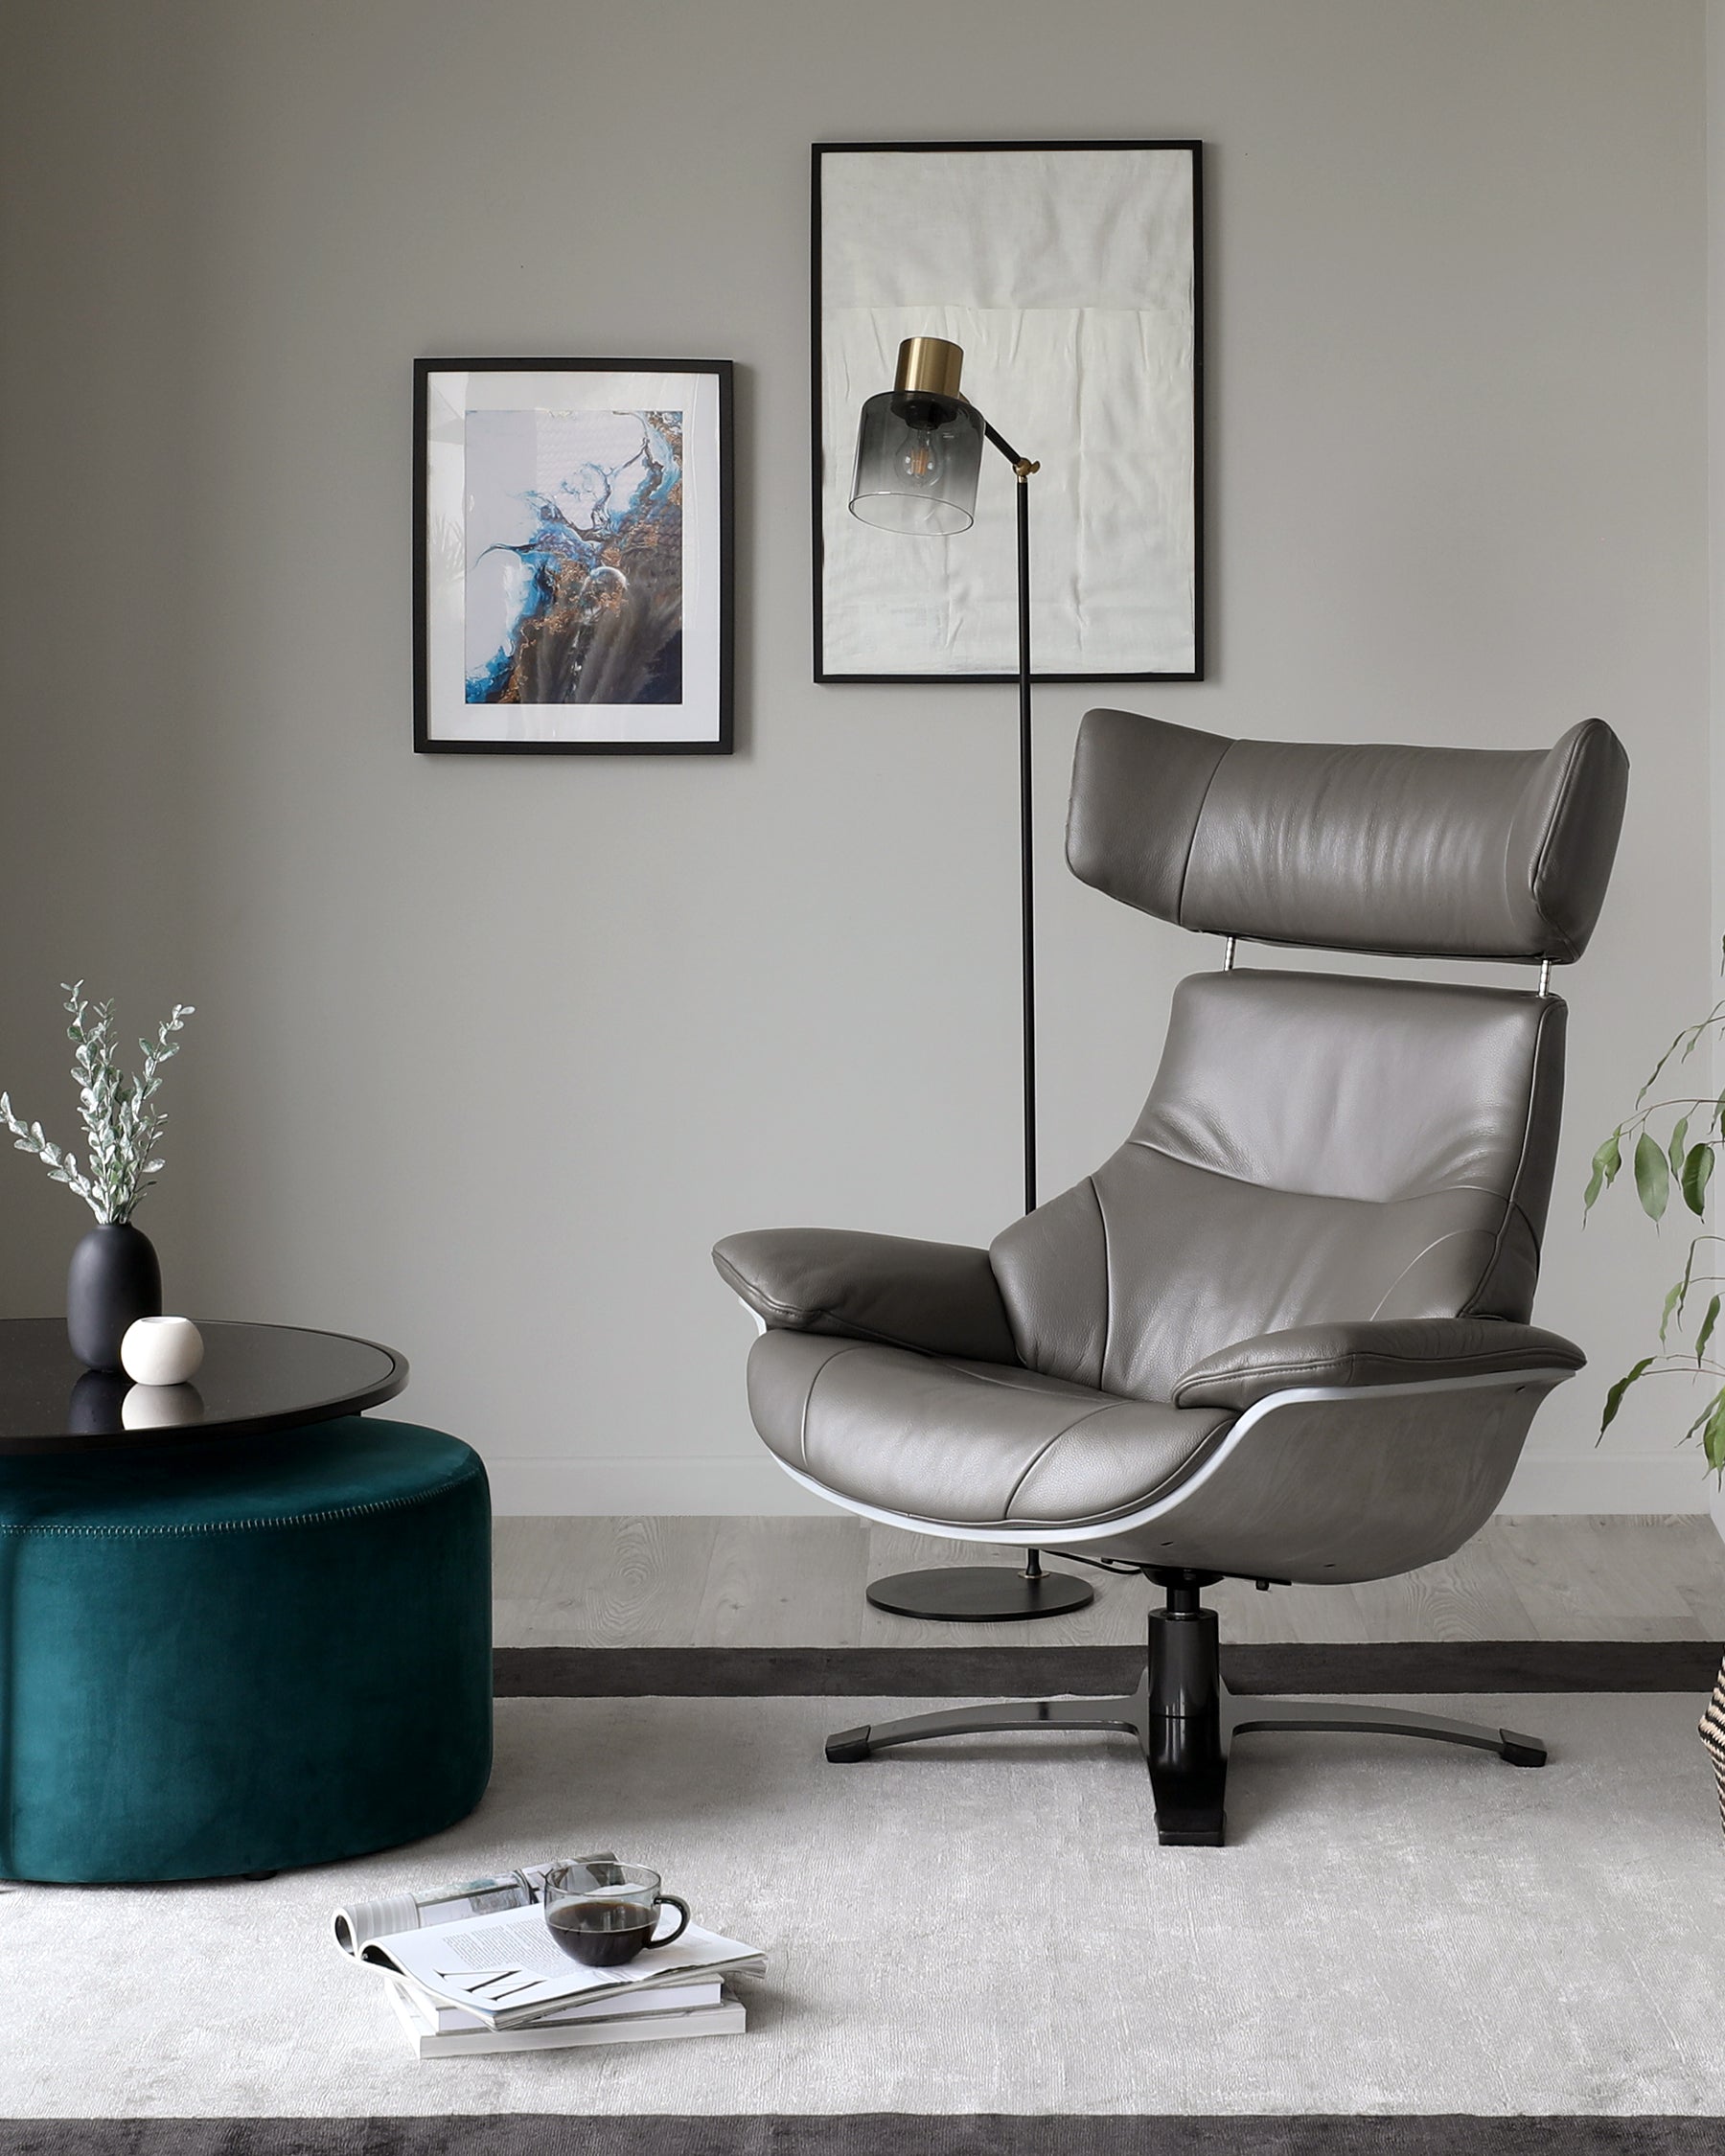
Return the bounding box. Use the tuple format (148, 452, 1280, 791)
(67, 1222, 162, 1372)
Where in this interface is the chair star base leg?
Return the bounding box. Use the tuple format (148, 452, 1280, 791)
(1224, 1691, 1548, 1767)
(824, 1692, 1146, 1764)
(820, 1667, 1234, 1843)
(820, 1571, 1547, 1846)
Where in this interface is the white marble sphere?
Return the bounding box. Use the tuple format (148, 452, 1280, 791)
(121, 1316, 205, 1388)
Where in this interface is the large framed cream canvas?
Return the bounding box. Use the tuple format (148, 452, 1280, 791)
(814, 141, 1203, 683)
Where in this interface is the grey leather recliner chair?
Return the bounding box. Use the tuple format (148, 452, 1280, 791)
(715, 709, 1628, 1846)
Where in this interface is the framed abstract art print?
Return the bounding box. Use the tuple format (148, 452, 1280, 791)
(813, 141, 1202, 683)
(414, 357, 733, 753)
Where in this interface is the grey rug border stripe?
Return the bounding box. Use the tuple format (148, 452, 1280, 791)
(3, 2116, 1720, 2155)
(493, 1641, 1725, 1698)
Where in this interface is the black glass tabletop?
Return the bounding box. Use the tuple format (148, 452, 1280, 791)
(0, 1319, 407, 1454)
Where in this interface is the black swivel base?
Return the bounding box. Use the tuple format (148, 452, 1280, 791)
(828, 1569, 1545, 1845)
(864, 1548, 1093, 1623)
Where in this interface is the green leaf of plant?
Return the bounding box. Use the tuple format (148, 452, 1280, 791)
(1704, 1392, 1725, 1473)
(1683, 1143, 1714, 1218)
(1584, 1131, 1622, 1212)
(1670, 1116, 1690, 1178)
(1600, 1356, 1655, 1432)
(1697, 1296, 1721, 1367)
(1663, 1237, 1706, 1344)
(1635, 1133, 1669, 1222)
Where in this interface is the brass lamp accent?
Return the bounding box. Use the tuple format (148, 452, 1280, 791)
(893, 334, 966, 401)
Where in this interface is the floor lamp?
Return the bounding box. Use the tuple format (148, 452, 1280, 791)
(846, 335, 1092, 1625)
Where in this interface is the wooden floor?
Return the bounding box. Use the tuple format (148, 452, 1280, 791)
(493, 1515, 1725, 1648)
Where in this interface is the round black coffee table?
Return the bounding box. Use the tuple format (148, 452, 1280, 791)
(0, 1318, 407, 1454)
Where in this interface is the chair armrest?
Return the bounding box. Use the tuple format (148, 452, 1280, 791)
(712, 1228, 1019, 1363)
(1172, 1318, 1585, 1412)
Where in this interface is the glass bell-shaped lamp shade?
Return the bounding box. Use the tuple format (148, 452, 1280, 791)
(849, 388, 985, 537)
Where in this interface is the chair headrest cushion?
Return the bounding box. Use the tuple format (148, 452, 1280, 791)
(1065, 710, 1627, 963)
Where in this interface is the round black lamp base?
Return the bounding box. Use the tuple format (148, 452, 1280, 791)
(864, 1565, 1094, 1623)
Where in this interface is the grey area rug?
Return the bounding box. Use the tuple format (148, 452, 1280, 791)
(4, 2118, 1723, 2154)
(5, 1694, 1723, 2120)
(493, 1641, 1725, 1697)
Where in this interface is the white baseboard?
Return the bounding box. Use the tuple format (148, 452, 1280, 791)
(486, 1449, 1716, 1518)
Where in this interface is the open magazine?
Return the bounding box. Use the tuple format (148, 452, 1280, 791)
(333, 1859, 588, 1958)
(334, 1857, 765, 2034)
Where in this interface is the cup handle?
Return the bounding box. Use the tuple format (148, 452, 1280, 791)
(650, 1893, 691, 1948)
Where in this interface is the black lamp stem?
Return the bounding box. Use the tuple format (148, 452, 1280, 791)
(983, 418, 1038, 1219)
(1015, 467, 1036, 1217)
(1001, 425, 1043, 1586)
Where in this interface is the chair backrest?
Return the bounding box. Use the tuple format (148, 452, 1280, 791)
(989, 711, 1628, 1403)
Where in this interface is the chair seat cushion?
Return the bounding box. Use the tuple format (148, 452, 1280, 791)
(748, 1333, 1231, 1530)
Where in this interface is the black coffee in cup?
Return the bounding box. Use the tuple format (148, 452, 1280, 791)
(547, 1901, 659, 1967)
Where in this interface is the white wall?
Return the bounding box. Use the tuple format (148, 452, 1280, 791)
(0, 0, 1712, 1513)
(1712, 0, 1725, 1474)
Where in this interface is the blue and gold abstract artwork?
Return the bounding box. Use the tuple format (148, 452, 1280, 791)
(464, 407, 684, 707)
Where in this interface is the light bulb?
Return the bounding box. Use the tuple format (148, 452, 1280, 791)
(898, 429, 943, 488)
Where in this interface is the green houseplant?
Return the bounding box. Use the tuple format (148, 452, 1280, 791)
(1, 983, 194, 1371)
(1590, 959, 1725, 1821)
(1583, 963, 1725, 1469)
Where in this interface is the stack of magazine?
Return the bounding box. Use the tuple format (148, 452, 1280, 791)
(334, 1856, 764, 2058)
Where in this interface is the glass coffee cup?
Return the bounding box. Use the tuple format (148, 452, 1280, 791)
(542, 1860, 692, 1968)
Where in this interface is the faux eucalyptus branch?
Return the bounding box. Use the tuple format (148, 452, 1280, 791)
(1584, 948, 1725, 1469)
(0, 984, 194, 1227)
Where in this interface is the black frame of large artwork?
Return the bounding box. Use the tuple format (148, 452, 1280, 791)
(413, 356, 735, 755)
(812, 141, 1205, 685)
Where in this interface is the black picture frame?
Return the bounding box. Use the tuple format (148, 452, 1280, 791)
(812, 141, 1205, 686)
(413, 356, 734, 755)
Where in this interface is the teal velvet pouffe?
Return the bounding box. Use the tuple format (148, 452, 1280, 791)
(0, 1417, 492, 1883)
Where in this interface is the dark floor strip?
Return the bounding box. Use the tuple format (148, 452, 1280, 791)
(493, 1640, 1724, 1699)
(5, 2116, 1720, 2156)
